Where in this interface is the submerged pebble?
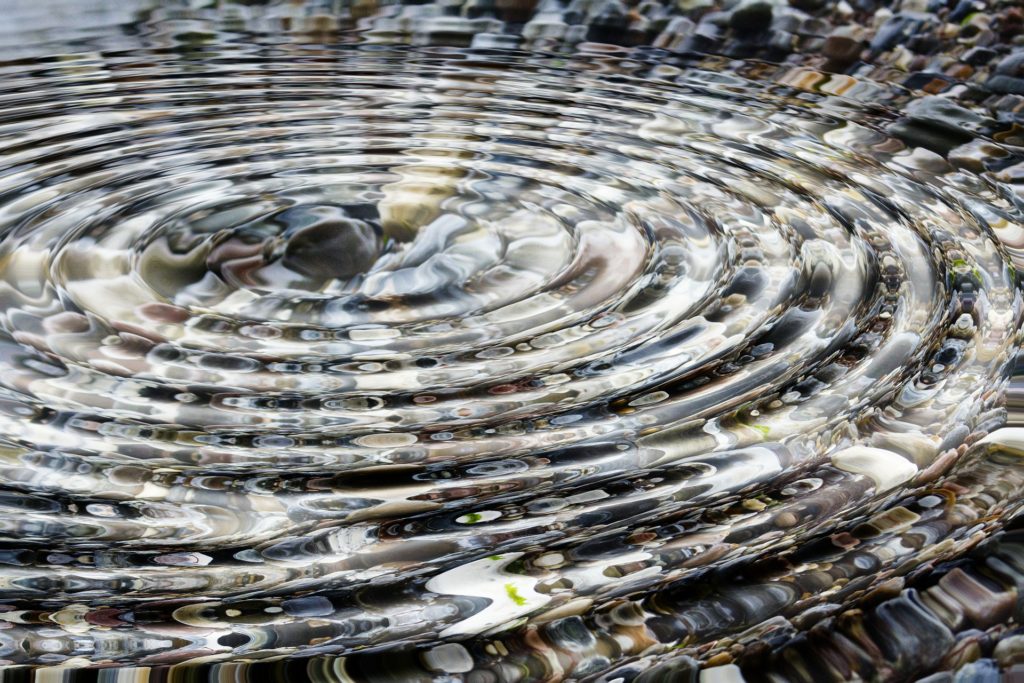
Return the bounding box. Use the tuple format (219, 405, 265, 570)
(0, 0, 1020, 681)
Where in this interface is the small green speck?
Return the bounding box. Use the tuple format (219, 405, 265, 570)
(463, 512, 482, 524)
(487, 554, 503, 561)
(504, 583, 527, 606)
(752, 424, 770, 436)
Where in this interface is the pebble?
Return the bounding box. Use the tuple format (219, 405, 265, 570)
(871, 13, 931, 54)
(962, 46, 997, 66)
(996, 52, 1024, 77)
(822, 31, 863, 69)
(987, 74, 1024, 95)
(729, 2, 773, 34)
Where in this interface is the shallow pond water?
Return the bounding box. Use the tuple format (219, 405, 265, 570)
(0, 1, 1023, 681)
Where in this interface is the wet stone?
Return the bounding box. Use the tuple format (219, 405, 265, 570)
(870, 13, 932, 53)
(987, 74, 1024, 96)
(282, 596, 335, 617)
(729, 1, 774, 34)
(822, 32, 864, 69)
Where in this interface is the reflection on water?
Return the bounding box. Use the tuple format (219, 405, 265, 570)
(0, 1, 1022, 680)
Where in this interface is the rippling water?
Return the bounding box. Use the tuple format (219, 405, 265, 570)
(1, 2, 1024, 681)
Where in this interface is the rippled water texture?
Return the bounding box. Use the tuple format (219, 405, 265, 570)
(0, 2, 1023, 681)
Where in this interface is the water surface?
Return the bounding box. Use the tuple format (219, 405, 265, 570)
(0, 2, 1022, 680)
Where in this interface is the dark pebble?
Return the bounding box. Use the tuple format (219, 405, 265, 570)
(870, 13, 930, 54)
(218, 633, 250, 648)
(788, 0, 824, 12)
(463, 0, 494, 18)
(822, 33, 863, 69)
(850, 0, 877, 11)
(282, 212, 381, 281)
(495, 0, 539, 22)
(723, 266, 768, 299)
(729, 2, 773, 34)
(634, 656, 700, 683)
(282, 596, 335, 617)
(871, 590, 956, 676)
(995, 51, 1024, 77)
(902, 71, 955, 91)
(681, 31, 722, 51)
(905, 94, 987, 131)
(997, 7, 1023, 42)
(987, 74, 1024, 95)
(906, 31, 942, 54)
(961, 46, 997, 66)
(949, 0, 982, 23)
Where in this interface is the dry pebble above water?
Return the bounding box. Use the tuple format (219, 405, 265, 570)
(0, 0, 1022, 681)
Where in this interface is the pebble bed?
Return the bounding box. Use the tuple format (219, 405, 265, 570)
(0, 1, 1021, 682)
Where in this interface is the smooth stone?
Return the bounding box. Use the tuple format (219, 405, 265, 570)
(900, 0, 930, 12)
(951, 658, 1000, 683)
(830, 446, 917, 491)
(421, 643, 474, 673)
(949, 0, 981, 22)
(987, 74, 1024, 95)
(961, 46, 997, 65)
(993, 634, 1024, 667)
(676, 0, 715, 11)
(870, 13, 931, 53)
(282, 219, 380, 281)
(699, 664, 746, 682)
(822, 33, 864, 68)
(902, 71, 955, 91)
(874, 590, 955, 675)
(788, 0, 824, 12)
(281, 596, 334, 617)
(635, 656, 700, 682)
(729, 2, 773, 34)
(995, 51, 1024, 76)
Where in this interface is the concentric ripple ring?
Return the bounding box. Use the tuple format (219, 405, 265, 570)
(0, 39, 1022, 681)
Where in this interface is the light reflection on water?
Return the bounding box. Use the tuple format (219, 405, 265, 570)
(0, 2, 1022, 680)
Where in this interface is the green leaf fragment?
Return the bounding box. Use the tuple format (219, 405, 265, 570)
(504, 583, 527, 606)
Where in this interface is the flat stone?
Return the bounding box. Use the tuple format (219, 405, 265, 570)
(830, 446, 917, 491)
(995, 51, 1024, 76)
(987, 74, 1024, 95)
(676, 0, 715, 11)
(421, 643, 474, 673)
(961, 46, 997, 65)
(905, 94, 988, 130)
(787, 0, 824, 12)
(281, 596, 334, 617)
(902, 71, 955, 91)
